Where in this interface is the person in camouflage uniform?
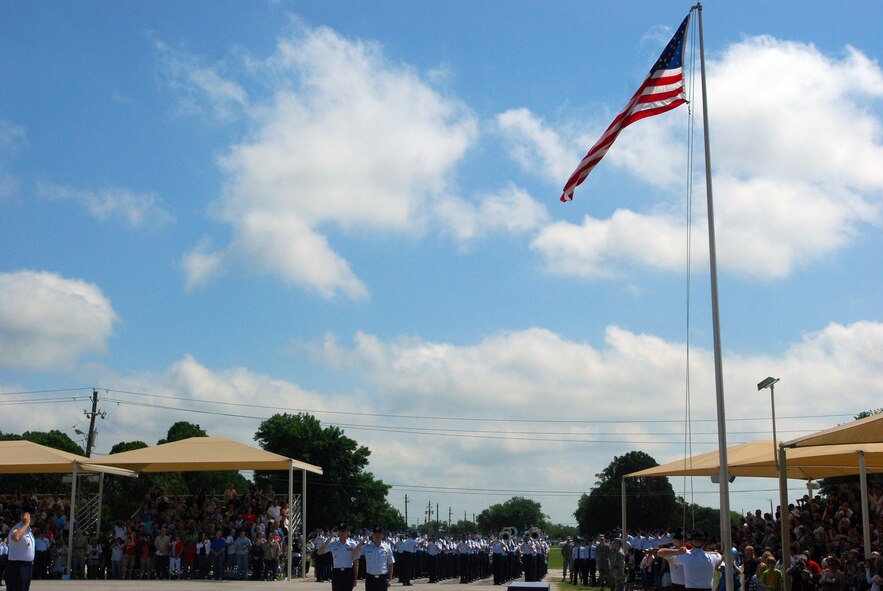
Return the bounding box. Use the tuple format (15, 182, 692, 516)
(596, 535, 612, 591)
(562, 537, 573, 581)
(610, 538, 628, 591)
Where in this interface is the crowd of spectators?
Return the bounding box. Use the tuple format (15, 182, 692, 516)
(609, 482, 883, 591)
(0, 483, 300, 581)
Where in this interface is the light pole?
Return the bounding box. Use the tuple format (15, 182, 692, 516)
(757, 377, 780, 467)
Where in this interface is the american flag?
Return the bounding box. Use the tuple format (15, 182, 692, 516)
(561, 14, 691, 203)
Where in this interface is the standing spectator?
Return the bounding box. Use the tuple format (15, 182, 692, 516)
(136, 533, 153, 580)
(210, 531, 226, 580)
(32, 529, 49, 579)
(110, 538, 124, 579)
(182, 536, 197, 579)
(759, 557, 784, 591)
(123, 533, 136, 579)
(154, 526, 170, 579)
(264, 535, 282, 581)
(86, 537, 101, 579)
(169, 533, 183, 579)
(819, 557, 846, 591)
(250, 535, 265, 580)
(235, 530, 252, 579)
(0, 535, 8, 588)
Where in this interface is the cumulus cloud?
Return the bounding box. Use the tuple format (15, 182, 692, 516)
(433, 184, 550, 243)
(175, 24, 477, 297)
(38, 182, 174, 228)
(505, 37, 883, 280)
(0, 271, 117, 371)
(3, 319, 881, 522)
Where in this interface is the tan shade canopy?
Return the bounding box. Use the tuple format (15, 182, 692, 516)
(626, 440, 883, 480)
(88, 436, 323, 474)
(0, 440, 89, 474)
(784, 412, 883, 448)
(0, 440, 134, 476)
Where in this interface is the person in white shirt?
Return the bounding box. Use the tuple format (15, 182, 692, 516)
(658, 531, 721, 591)
(358, 526, 395, 591)
(7, 505, 36, 591)
(318, 523, 360, 591)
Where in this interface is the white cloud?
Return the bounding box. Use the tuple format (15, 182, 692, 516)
(155, 40, 249, 122)
(181, 240, 229, 292)
(39, 182, 174, 228)
(433, 184, 550, 243)
(179, 24, 477, 297)
(496, 109, 577, 184)
(504, 37, 883, 280)
(0, 271, 117, 371)
(3, 319, 880, 523)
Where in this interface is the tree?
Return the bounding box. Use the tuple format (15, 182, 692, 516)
(574, 451, 679, 535)
(254, 413, 400, 531)
(157, 421, 207, 445)
(476, 497, 547, 534)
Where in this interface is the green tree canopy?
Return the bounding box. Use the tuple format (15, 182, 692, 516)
(157, 421, 207, 445)
(254, 413, 403, 531)
(574, 451, 679, 535)
(476, 497, 547, 535)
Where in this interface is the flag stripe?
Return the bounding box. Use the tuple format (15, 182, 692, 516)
(561, 15, 690, 203)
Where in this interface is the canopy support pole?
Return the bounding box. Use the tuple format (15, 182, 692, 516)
(621, 478, 627, 545)
(66, 461, 78, 578)
(288, 459, 294, 582)
(859, 451, 871, 560)
(302, 468, 307, 579)
(778, 446, 791, 591)
(96, 472, 105, 538)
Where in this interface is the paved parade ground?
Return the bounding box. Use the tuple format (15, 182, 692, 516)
(20, 576, 554, 591)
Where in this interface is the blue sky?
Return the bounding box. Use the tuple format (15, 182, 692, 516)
(2, 1, 882, 527)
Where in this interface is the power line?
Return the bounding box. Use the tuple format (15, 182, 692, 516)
(103, 397, 821, 445)
(96, 387, 855, 425)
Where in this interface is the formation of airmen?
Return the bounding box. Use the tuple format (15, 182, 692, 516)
(313, 526, 551, 586)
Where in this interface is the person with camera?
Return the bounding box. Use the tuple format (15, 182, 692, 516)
(7, 504, 36, 591)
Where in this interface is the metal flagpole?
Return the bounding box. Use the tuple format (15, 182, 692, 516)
(695, 3, 735, 587)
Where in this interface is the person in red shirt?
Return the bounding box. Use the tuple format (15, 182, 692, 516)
(182, 538, 197, 579)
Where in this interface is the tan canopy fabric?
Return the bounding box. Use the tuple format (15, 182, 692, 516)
(784, 413, 883, 448)
(88, 436, 322, 474)
(0, 440, 88, 473)
(0, 440, 133, 476)
(626, 440, 883, 480)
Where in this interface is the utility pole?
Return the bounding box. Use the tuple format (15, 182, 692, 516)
(85, 388, 106, 458)
(404, 494, 409, 527)
(448, 507, 452, 526)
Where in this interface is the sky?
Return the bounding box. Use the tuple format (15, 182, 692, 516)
(1, 1, 882, 528)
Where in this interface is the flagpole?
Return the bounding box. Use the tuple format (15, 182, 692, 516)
(694, 2, 734, 585)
